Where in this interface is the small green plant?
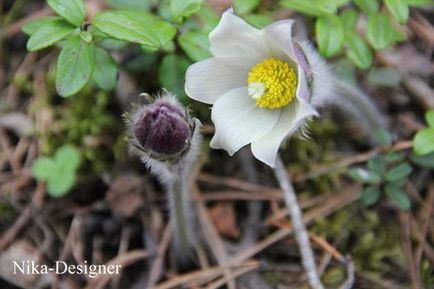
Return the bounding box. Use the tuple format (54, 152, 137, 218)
(280, 0, 433, 69)
(413, 110, 434, 156)
(22, 0, 183, 97)
(32, 145, 81, 197)
(347, 129, 412, 210)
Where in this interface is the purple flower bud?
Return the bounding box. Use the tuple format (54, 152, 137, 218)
(133, 100, 191, 156)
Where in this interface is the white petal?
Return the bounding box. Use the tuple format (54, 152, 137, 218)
(211, 87, 280, 155)
(264, 19, 296, 63)
(251, 99, 318, 167)
(209, 10, 269, 69)
(185, 58, 248, 104)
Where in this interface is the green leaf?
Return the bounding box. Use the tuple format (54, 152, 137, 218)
(56, 36, 95, 97)
(405, 0, 433, 7)
(385, 0, 409, 24)
(92, 47, 118, 91)
(107, 0, 153, 12)
(367, 12, 396, 50)
(410, 152, 434, 168)
(344, 31, 373, 69)
(80, 31, 93, 44)
(26, 19, 75, 51)
(170, 0, 204, 23)
(385, 151, 406, 163)
(244, 14, 273, 28)
(92, 10, 176, 48)
(47, 172, 76, 197)
(341, 9, 359, 30)
(354, 0, 379, 14)
(386, 163, 413, 181)
(21, 16, 62, 35)
(414, 128, 434, 155)
(347, 168, 381, 184)
(368, 155, 387, 177)
(374, 128, 393, 146)
(280, 0, 324, 16)
(178, 31, 211, 61)
(425, 110, 434, 128)
(385, 184, 411, 210)
(55, 145, 81, 171)
(234, 0, 261, 14)
(360, 186, 381, 207)
(316, 14, 344, 58)
(47, 0, 85, 26)
(32, 157, 57, 180)
(159, 54, 190, 99)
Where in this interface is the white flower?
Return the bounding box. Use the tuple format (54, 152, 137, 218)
(185, 10, 333, 167)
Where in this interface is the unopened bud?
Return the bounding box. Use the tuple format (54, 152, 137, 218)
(125, 92, 198, 163)
(133, 101, 190, 156)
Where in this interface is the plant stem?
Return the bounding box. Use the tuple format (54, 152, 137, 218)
(171, 176, 188, 250)
(274, 156, 324, 289)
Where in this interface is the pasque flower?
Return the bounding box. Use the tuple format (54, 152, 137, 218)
(185, 9, 333, 167)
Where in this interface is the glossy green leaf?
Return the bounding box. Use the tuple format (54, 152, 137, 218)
(92, 47, 118, 91)
(385, 151, 406, 163)
(344, 31, 373, 69)
(410, 152, 434, 168)
(414, 128, 434, 155)
(55, 145, 81, 171)
(360, 186, 381, 207)
(368, 155, 387, 177)
(367, 68, 402, 87)
(170, 0, 204, 22)
(386, 163, 413, 181)
(32, 157, 56, 180)
(21, 16, 62, 35)
(80, 31, 93, 43)
(341, 9, 359, 29)
(347, 168, 381, 184)
(47, 0, 85, 26)
(234, 0, 261, 14)
(374, 128, 393, 146)
(425, 110, 434, 128)
(26, 19, 75, 51)
(178, 31, 211, 61)
(92, 10, 176, 48)
(367, 12, 396, 50)
(385, 184, 411, 210)
(280, 0, 324, 16)
(56, 36, 95, 97)
(47, 172, 76, 197)
(354, 0, 379, 14)
(385, 0, 409, 24)
(159, 54, 190, 99)
(316, 14, 344, 58)
(107, 0, 153, 11)
(405, 0, 433, 7)
(244, 14, 273, 28)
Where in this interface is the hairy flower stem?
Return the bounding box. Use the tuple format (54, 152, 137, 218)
(171, 177, 188, 248)
(274, 156, 324, 289)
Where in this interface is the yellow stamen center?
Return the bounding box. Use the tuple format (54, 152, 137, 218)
(247, 58, 297, 109)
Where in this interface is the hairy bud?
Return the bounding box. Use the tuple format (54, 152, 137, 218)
(133, 101, 190, 156)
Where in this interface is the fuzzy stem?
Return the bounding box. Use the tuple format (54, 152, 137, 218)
(274, 156, 324, 289)
(171, 177, 188, 250)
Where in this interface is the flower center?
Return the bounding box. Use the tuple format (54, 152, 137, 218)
(247, 58, 297, 109)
